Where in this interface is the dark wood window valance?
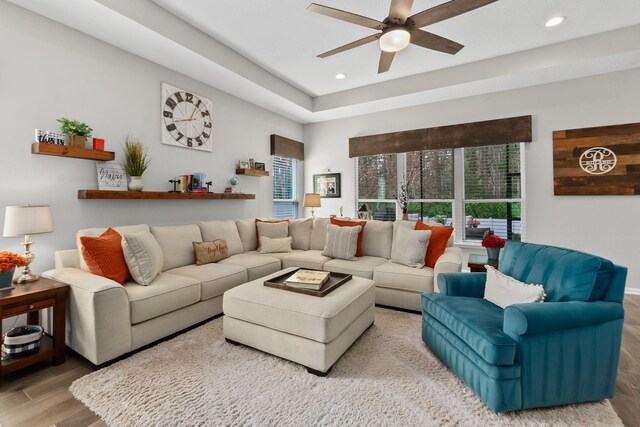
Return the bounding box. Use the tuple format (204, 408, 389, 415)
(270, 134, 304, 161)
(348, 115, 532, 158)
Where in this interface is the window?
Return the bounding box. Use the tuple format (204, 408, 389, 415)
(355, 143, 525, 241)
(463, 143, 522, 241)
(272, 155, 298, 218)
(356, 154, 397, 221)
(406, 149, 454, 225)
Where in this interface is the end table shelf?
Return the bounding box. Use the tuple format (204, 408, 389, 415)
(31, 143, 115, 161)
(78, 190, 256, 200)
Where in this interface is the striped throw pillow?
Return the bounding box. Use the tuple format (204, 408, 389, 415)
(391, 227, 431, 268)
(322, 224, 362, 261)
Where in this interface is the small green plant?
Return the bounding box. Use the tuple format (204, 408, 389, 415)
(339, 206, 344, 217)
(57, 117, 93, 136)
(121, 136, 150, 176)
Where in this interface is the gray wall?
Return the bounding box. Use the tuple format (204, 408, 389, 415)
(304, 68, 640, 292)
(0, 3, 303, 277)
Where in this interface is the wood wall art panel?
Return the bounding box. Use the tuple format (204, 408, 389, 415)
(553, 122, 640, 195)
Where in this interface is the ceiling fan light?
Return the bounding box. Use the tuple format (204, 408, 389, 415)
(379, 28, 411, 52)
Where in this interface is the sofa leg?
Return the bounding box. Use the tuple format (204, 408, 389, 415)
(307, 366, 331, 377)
(225, 338, 241, 346)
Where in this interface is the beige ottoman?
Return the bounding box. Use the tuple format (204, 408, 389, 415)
(223, 268, 375, 375)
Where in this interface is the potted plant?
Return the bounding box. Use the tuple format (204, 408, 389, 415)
(481, 234, 505, 260)
(57, 117, 93, 148)
(121, 136, 150, 191)
(0, 252, 27, 288)
(397, 178, 408, 220)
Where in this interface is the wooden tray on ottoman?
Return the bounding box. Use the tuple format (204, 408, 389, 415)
(264, 268, 352, 297)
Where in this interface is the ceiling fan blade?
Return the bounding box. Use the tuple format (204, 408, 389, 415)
(408, 0, 497, 29)
(308, 3, 386, 30)
(388, 0, 414, 24)
(410, 29, 464, 55)
(318, 34, 380, 58)
(378, 51, 396, 73)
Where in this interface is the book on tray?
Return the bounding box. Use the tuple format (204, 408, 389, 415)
(285, 270, 330, 290)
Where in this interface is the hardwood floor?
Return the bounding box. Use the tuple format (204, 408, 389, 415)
(1, 296, 639, 427)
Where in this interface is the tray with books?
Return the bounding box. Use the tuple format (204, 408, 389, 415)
(263, 268, 353, 297)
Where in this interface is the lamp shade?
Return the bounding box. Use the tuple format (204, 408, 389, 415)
(3, 205, 53, 237)
(303, 193, 321, 208)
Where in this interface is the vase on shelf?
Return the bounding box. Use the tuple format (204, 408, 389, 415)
(486, 247, 501, 261)
(0, 267, 15, 288)
(128, 176, 143, 191)
(402, 213, 409, 220)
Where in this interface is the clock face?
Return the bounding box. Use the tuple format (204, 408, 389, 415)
(161, 83, 213, 151)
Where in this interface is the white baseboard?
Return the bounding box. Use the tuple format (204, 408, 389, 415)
(625, 288, 640, 296)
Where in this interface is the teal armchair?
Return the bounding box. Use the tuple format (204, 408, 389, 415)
(421, 242, 626, 412)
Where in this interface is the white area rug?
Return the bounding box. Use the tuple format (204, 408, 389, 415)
(71, 307, 622, 426)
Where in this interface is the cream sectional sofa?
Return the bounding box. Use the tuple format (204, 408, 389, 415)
(44, 217, 461, 365)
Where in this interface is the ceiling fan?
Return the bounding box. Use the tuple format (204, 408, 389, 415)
(308, 0, 497, 73)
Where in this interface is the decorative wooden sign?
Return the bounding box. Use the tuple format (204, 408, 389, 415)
(96, 162, 128, 191)
(553, 122, 640, 195)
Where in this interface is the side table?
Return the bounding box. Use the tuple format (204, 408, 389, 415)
(467, 254, 499, 273)
(0, 277, 69, 377)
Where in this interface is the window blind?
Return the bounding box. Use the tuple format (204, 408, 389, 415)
(272, 155, 298, 218)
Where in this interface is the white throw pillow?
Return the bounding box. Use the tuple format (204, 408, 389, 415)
(483, 265, 546, 309)
(321, 224, 362, 261)
(391, 227, 431, 268)
(256, 221, 289, 248)
(288, 218, 313, 250)
(121, 229, 164, 286)
(258, 236, 293, 254)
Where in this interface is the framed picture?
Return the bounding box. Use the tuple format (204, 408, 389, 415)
(254, 162, 266, 171)
(238, 161, 250, 169)
(313, 173, 341, 198)
(96, 162, 128, 191)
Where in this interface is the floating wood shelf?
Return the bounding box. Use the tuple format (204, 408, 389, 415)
(236, 168, 269, 177)
(78, 190, 255, 200)
(31, 143, 115, 161)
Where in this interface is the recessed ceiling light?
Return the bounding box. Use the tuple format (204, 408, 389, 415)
(335, 73, 346, 79)
(545, 16, 565, 27)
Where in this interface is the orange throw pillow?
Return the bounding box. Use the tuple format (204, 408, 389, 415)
(414, 221, 454, 268)
(330, 218, 367, 257)
(255, 218, 289, 250)
(80, 228, 130, 284)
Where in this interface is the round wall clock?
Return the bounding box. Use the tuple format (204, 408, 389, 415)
(161, 83, 213, 151)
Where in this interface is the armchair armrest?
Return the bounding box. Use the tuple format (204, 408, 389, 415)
(43, 268, 132, 365)
(503, 301, 624, 338)
(437, 272, 486, 298)
(433, 247, 462, 292)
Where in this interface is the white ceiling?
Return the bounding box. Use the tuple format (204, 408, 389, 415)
(9, 0, 640, 123)
(151, 0, 640, 96)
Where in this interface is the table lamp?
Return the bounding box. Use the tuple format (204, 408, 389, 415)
(3, 205, 53, 284)
(303, 193, 321, 218)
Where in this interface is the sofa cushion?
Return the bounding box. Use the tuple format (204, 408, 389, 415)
(193, 240, 229, 265)
(361, 220, 393, 259)
(121, 229, 164, 286)
(324, 256, 388, 280)
(373, 261, 434, 293)
(79, 228, 130, 284)
(150, 224, 202, 271)
(199, 220, 244, 255)
(289, 218, 313, 250)
(310, 217, 330, 250)
(281, 250, 331, 270)
(322, 224, 362, 261)
(124, 273, 200, 324)
(393, 220, 454, 248)
(499, 241, 615, 302)
(76, 224, 149, 271)
(390, 227, 430, 268)
(258, 236, 293, 254)
(219, 254, 281, 281)
(415, 221, 454, 268)
(223, 270, 375, 343)
(330, 218, 366, 257)
(255, 220, 289, 249)
(422, 293, 516, 366)
(235, 218, 257, 252)
(167, 263, 247, 300)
